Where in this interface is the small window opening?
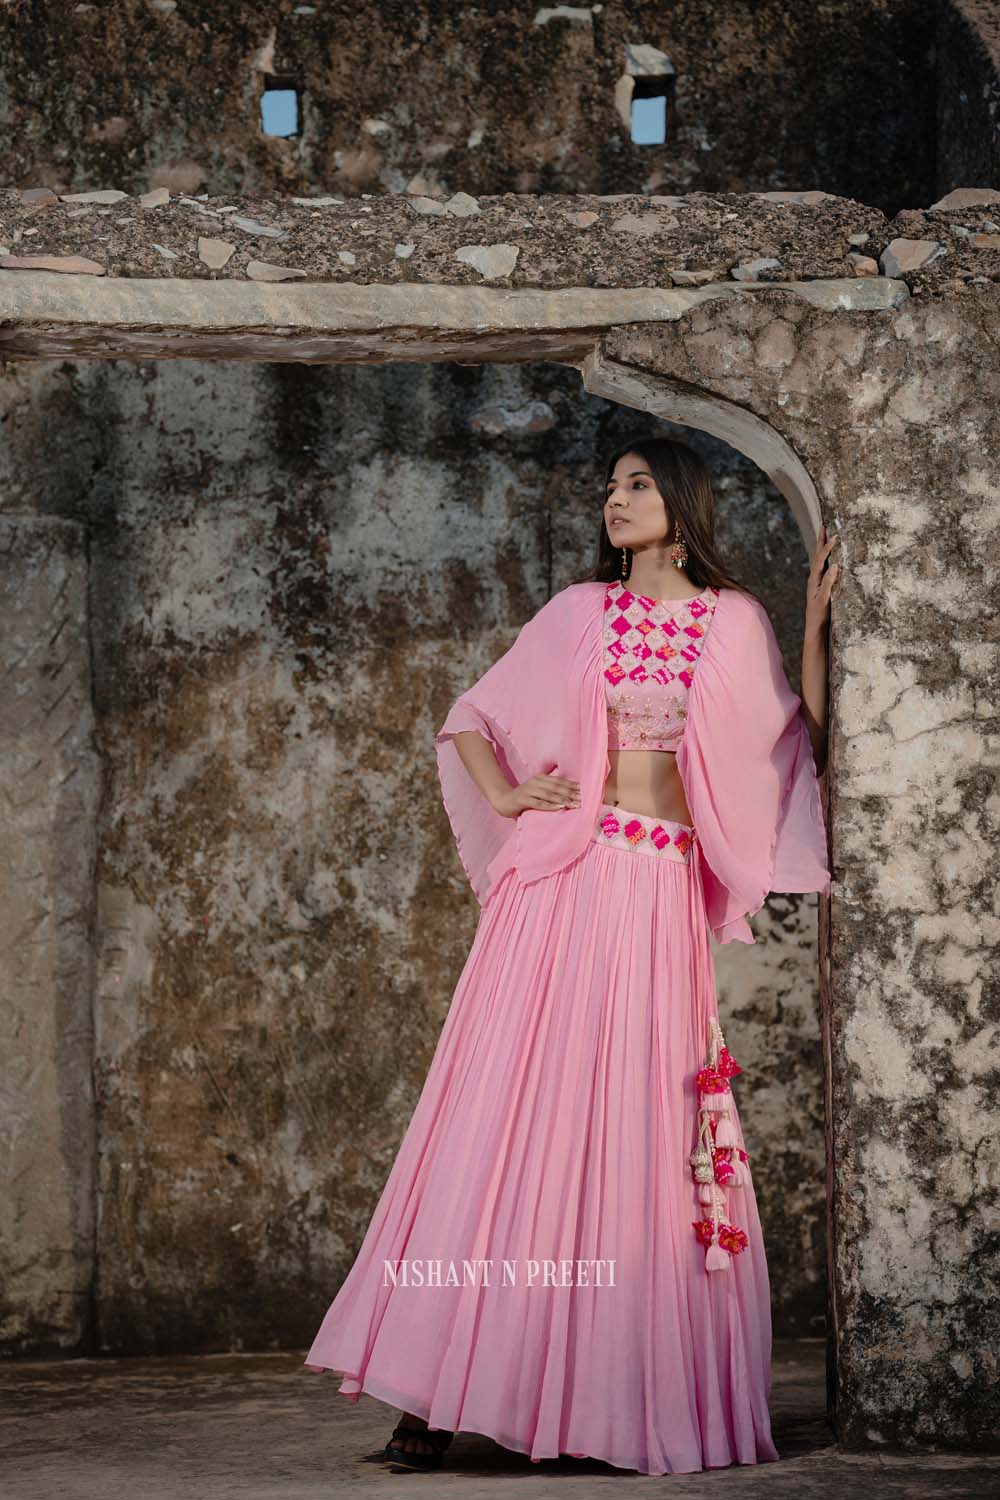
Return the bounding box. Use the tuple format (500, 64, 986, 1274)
(261, 76, 300, 137)
(631, 74, 674, 145)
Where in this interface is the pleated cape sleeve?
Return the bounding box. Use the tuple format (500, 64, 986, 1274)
(433, 583, 607, 907)
(677, 586, 831, 944)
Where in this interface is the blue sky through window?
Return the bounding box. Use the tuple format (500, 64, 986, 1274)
(631, 94, 666, 145)
(261, 88, 298, 137)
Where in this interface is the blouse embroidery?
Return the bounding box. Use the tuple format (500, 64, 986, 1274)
(604, 580, 720, 751)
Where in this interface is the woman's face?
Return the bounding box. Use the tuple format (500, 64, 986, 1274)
(604, 451, 670, 549)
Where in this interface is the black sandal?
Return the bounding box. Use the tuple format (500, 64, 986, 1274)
(383, 1416, 454, 1470)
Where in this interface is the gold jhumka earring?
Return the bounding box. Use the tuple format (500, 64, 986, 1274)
(619, 545, 632, 582)
(670, 520, 688, 570)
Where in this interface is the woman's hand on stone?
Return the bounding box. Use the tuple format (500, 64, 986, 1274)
(805, 523, 839, 636)
(491, 773, 582, 819)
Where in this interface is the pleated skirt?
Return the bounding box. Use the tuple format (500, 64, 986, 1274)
(304, 802, 780, 1475)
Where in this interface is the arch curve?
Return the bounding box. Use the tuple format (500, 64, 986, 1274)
(579, 347, 822, 553)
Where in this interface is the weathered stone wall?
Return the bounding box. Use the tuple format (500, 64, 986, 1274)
(0, 351, 819, 1352)
(0, 515, 99, 1355)
(0, 2, 937, 212)
(603, 283, 1000, 1448)
(938, 2, 1000, 196)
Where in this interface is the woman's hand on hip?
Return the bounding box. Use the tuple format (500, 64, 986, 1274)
(491, 773, 582, 819)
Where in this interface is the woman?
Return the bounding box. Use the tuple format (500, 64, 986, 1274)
(304, 436, 838, 1476)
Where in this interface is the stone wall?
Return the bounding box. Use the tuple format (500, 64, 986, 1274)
(0, 351, 820, 1352)
(0, 516, 99, 1354)
(0, 2, 938, 212)
(938, 2, 1000, 197)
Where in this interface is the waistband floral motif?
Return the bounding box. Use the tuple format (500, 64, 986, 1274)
(592, 802, 696, 863)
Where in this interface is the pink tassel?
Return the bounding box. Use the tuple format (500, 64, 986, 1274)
(691, 1017, 750, 1268)
(717, 1045, 743, 1079)
(713, 1154, 736, 1186)
(706, 1239, 730, 1271)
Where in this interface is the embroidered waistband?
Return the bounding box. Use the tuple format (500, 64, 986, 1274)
(592, 802, 696, 863)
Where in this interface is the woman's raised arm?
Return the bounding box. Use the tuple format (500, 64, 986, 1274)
(800, 523, 839, 776)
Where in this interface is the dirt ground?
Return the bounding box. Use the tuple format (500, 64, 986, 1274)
(2, 1337, 997, 1498)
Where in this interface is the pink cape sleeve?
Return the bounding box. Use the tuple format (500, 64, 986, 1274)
(433, 584, 606, 906)
(432, 593, 566, 905)
(677, 588, 831, 944)
(432, 689, 529, 907)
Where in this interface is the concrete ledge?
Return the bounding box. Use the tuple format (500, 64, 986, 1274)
(0, 273, 910, 364)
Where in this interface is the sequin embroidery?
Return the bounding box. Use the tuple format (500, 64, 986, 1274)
(604, 580, 720, 751)
(595, 806, 695, 863)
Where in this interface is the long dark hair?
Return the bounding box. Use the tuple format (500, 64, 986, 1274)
(572, 435, 747, 595)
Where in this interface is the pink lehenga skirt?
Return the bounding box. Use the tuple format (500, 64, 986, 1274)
(304, 802, 780, 1476)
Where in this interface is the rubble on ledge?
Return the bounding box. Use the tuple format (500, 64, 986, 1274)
(1, 184, 998, 295)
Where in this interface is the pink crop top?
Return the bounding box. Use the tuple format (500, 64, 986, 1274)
(604, 579, 720, 751)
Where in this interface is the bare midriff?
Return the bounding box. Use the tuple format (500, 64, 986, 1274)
(602, 747, 692, 824)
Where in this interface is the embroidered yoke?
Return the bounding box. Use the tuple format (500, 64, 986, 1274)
(604, 581, 720, 751)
